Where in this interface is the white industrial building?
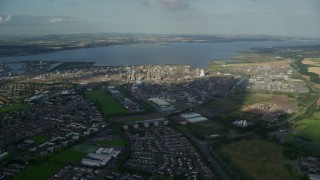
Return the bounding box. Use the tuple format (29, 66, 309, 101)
(200, 69, 205, 77)
(148, 98, 170, 107)
(180, 112, 208, 123)
(81, 148, 120, 167)
(180, 112, 202, 119)
(148, 97, 176, 112)
(232, 120, 252, 127)
(81, 158, 105, 167)
(186, 116, 208, 123)
(96, 148, 120, 158)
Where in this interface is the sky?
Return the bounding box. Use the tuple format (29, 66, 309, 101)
(0, 0, 319, 38)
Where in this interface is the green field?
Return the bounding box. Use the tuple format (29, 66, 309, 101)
(14, 161, 65, 180)
(231, 52, 279, 63)
(294, 119, 320, 143)
(96, 139, 127, 147)
(218, 139, 299, 180)
(180, 120, 227, 139)
(14, 146, 89, 180)
(85, 90, 127, 116)
(209, 52, 283, 72)
(71, 143, 97, 153)
(312, 112, 320, 119)
(205, 98, 241, 113)
(31, 135, 50, 144)
(0, 103, 30, 114)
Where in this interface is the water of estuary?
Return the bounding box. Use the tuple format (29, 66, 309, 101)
(1, 40, 320, 68)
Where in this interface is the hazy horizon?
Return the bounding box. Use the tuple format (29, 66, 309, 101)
(0, 0, 320, 38)
(0, 32, 315, 39)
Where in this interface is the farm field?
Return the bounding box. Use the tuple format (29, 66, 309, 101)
(85, 90, 127, 116)
(308, 67, 320, 76)
(218, 139, 299, 180)
(301, 57, 320, 77)
(302, 58, 320, 66)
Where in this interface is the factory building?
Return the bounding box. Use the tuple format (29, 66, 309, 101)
(81, 148, 120, 167)
(180, 112, 208, 123)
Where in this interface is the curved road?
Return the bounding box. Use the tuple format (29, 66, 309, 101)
(175, 126, 230, 180)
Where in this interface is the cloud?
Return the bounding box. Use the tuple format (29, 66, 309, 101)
(0, 15, 11, 24)
(0, 15, 79, 27)
(143, 0, 189, 11)
(49, 17, 65, 24)
(46, 0, 79, 6)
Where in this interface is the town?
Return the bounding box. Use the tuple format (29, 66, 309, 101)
(1, 44, 320, 180)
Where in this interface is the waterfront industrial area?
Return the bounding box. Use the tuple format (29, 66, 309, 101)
(0, 44, 320, 180)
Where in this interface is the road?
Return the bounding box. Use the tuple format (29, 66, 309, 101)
(174, 125, 230, 180)
(197, 140, 230, 180)
(276, 94, 319, 127)
(289, 95, 319, 121)
(122, 87, 229, 179)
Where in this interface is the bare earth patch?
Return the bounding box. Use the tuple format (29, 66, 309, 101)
(241, 95, 297, 121)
